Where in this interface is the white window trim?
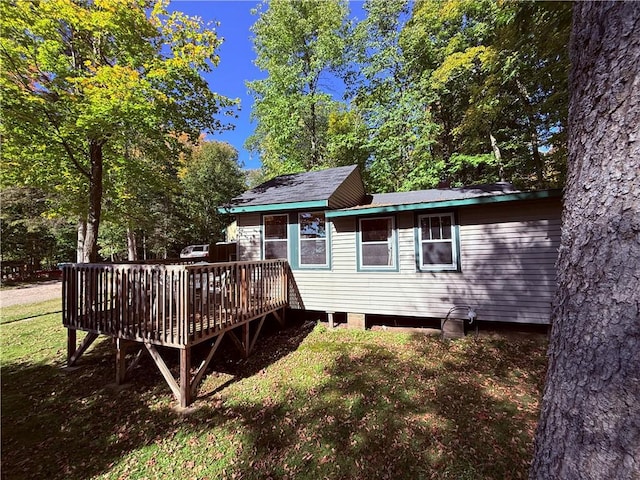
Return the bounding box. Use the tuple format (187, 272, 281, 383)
(358, 216, 396, 271)
(263, 213, 289, 260)
(418, 212, 458, 271)
(298, 212, 329, 268)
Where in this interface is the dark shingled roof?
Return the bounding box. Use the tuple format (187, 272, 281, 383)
(229, 165, 359, 208)
(367, 182, 519, 208)
(325, 181, 562, 218)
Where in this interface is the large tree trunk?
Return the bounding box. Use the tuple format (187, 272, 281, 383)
(309, 99, 319, 169)
(76, 217, 86, 263)
(489, 132, 504, 181)
(530, 3, 640, 480)
(515, 79, 544, 187)
(82, 140, 104, 263)
(127, 226, 137, 261)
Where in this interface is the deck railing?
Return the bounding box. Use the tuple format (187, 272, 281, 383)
(62, 260, 289, 348)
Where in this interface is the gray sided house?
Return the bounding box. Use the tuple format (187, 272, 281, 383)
(223, 165, 562, 327)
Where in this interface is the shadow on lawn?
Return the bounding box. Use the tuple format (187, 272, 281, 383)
(210, 334, 548, 480)
(1, 321, 547, 480)
(0, 318, 315, 480)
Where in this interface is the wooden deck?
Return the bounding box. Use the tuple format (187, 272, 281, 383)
(62, 260, 289, 406)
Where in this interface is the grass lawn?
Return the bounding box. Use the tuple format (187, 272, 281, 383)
(1, 303, 548, 480)
(0, 298, 61, 325)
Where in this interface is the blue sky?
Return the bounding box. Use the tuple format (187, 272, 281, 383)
(169, 0, 367, 170)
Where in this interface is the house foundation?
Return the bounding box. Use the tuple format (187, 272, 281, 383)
(347, 312, 366, 330)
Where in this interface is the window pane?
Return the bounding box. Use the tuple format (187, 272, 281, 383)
(421, 217, 431, 240)
(300, 239, 326, 265)
(299, 212, 326, 239)
(265, 241, 287, 259)
(362, 243, 390, 266)
(430, 216, 441, 240)
(441, 215, 452, 239)
(264, 215, 288, 239)
(362, 218, 391, 242)
(422, 242, 453, 265)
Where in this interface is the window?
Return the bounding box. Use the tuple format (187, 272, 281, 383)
(418, 213, 458, 270)
(299, 212, 328, 266)
(263, 214, 288, 260)
(359, 217, 396, 270)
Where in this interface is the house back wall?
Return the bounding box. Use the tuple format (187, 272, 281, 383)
(236, 198, 561, 324)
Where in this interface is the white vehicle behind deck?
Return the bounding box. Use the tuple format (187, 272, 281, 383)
(180, 244, 209, 258)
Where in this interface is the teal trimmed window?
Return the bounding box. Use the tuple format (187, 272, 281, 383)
(298, 212, 328, 268)
(416, 212, 460, 271)
(357, 216, 398, 271)
(262, 211, 330, 270)
(263, 214, 289, 260)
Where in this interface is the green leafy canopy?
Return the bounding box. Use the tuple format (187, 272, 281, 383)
(1, 0, 238, 260)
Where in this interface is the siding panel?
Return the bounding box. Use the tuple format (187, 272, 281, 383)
(238, 198, 562, 325)
(294, 198, 561, 324)
(327, 168, 366, 209)
(237, 213, 261, 261)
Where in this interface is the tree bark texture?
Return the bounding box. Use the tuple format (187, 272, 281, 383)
(82, 140, 103, 263)
(530, 3, 639, 480)
(127, 227, 138, 261)
(489, 132, 504, 181)
(76, 218, 86, 263)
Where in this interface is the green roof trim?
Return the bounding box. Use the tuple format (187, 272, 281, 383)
(220, 199, 329, 214)
(325, 189, 562, 218)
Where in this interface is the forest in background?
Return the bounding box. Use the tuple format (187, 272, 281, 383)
(1, 0, 570, 266)
(248, 0, 570, 193)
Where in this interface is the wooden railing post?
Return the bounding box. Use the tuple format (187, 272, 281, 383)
(240, 265, 248, 316)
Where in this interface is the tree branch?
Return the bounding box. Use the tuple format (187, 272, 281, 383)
(0, 43, 91, 180)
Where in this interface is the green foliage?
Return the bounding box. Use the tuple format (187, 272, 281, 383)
(96, 221, 128, 261)
(247, 0, 351, 177)
(245, 168, 271, 189)
(400, 0, 570, 189)
(1, 0, 236, 261)
(99, 134, 183, 260)
(347, 0, 442, 193)
(326, 108, 370, 172)
(178, 141, 246, 245)
(246, 0, 569, 192)
(0, 187, 76, 267)
(447, 153, 499, 186)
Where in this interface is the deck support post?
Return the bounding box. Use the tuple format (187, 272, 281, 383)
(144, 343, 181, 403)
(67, 332, 99, 366)
(249, 315, 267, 353)
(227, 314, 270, 358)
(115, 339, 143, 384)
(272, 308, 285, 328)
(116, 338, 128, 384)
(228, 329, 244, 357)
(191, 332, 226, 397)
(327, 312, 334, 329)
(242, 322, 250, 358)
(180, 347, 192, 408)
(67, 328, 77, 365)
